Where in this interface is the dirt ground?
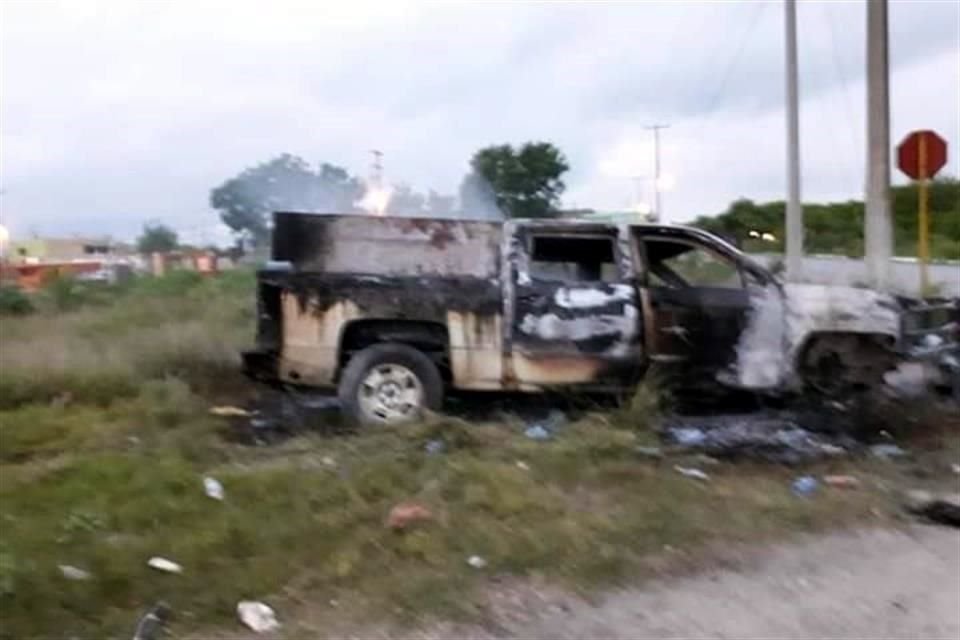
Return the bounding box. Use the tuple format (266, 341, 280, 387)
(303, 525, 959, 640)
(499, 525, 960, 640)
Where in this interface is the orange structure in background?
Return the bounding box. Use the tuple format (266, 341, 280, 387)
(149, 250, 219, 277)
(0, 261, 103, 292)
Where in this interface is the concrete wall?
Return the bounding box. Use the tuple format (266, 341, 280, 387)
(751, 253, 959, 297)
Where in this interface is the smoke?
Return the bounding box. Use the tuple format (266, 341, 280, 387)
(458, 172, 504, 221)
(353, 176, 504, 221)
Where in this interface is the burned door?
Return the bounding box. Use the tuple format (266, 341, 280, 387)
(509, 227, 641, 387)
(640, 233, 751, 369)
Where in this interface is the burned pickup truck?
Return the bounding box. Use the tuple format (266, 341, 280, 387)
(244, 212, 932, 424)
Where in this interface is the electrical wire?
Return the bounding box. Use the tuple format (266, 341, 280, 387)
(821, 1, 864, 186)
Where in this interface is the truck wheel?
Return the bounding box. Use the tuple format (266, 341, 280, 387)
(338, 343, 443, 425)
(800, 333, 896, 396)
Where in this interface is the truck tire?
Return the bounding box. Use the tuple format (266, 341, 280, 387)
(338, 343, 443, 425)
(800, 333, 897, 396)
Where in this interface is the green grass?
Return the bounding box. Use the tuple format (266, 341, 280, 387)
(0, 389, 905, 639)
(1, 270, 956, 638)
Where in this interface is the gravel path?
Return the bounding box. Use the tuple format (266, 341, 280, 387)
(502, 525, 960, 640)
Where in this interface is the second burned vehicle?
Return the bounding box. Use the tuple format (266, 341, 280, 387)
(244, 212, 911, 424)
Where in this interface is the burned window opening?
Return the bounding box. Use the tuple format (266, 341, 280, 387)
(644, 239, 743, 290)
(529, 235, 618, 284)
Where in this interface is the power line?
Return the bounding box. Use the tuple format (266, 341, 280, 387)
(700, 2, 769, 120)
(821, 2, 863, 185)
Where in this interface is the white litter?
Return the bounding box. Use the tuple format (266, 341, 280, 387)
(237, 600, 280, 633)
(210, 406, 252, 417)
(147, 557, 183, 574)
(59, 565, 91, 581)
(674, 465, 710, 481)
(515, 461, 530, 471)
(203, 476, 225, 501)
(466, 555, 487, 569)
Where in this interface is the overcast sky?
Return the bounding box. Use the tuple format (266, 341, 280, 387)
(1, 0, 958, 244)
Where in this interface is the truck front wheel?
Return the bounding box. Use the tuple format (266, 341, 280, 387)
(338, 343, 443, 425)
(799, 333, 897, 396)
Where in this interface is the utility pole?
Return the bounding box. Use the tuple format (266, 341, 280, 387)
(784, 0, 803, 281)
(865, 0, 892, 289)
(644, 124, 669, 222)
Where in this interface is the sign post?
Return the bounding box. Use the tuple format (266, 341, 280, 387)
(897, 130, 948, 293)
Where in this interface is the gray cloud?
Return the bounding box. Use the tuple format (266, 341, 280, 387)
(1, 0, 957, 241)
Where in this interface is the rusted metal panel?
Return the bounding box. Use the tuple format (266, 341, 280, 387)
(277, 294, 359, 385)
(447, 311, 504, 389)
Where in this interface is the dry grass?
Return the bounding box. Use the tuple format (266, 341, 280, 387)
(0, 271, 252, 408)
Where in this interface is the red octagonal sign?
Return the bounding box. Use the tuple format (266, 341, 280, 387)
(897, 130, 948, 180)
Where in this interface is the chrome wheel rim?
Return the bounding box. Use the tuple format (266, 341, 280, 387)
(357, 364, 424, 424)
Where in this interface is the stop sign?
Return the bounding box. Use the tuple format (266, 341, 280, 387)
(897, 130, 948, 180)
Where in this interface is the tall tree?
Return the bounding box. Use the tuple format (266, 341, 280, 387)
(461, 142, 569, 218)
(136, 223, 178, 254)
(210, 154, 364, 245)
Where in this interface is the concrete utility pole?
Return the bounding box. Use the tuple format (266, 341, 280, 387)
(865, 0, 892, 289)
(645, 124, 669, 222)
(784, 0, 803, 281)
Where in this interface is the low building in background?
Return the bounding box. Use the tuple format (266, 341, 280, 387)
(7, 236, 136, 264)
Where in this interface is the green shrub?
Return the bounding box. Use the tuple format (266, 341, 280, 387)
(0, 286, 34, 316)
(40, 275, 117, 312)
(128, 269, 204, 297)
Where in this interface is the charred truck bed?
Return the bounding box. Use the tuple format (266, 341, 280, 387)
(245, 212, 505, 390)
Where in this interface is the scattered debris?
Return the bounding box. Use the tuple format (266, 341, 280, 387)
(870, 444, 909, 460)
(515, 460, 531, 471)
(321, 455, 337, 468)
(58, 565, 91, 581)
(386, 501, 433, 531)
(791, 476, 819, 497)
(670, 427, 707, 446)
(237, 601, 281, 633)
(823, 475, 861, 489)
(523, 411, 566, 441)
(467, 555, 488, 569)
(674, 466, 710, 481)
(146, 557, 182, 574)
(903, 490, 960, 527)
(951, 463, 960, 475)
(425, 439, 446, 455)
(132, 601, 171, 640)
(819, 443, 847, 457)
(203, 476, 224, 501)
(902, 489, 934, 512)
(634, 446, 664, 460)
(210, 406, 253, 417)
(663, 414, 853, 465)
(524, 425, 552, 441)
